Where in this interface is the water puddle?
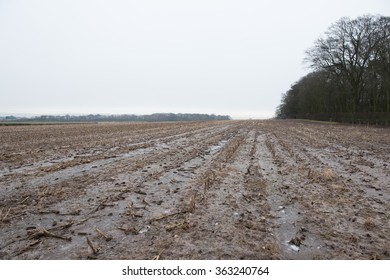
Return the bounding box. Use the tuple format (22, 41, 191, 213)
(209, 140, 228, 153)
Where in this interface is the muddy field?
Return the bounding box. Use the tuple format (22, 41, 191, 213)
(0, 120, 389, 260)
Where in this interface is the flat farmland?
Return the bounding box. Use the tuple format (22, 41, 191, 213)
(0, 120, 389, 259)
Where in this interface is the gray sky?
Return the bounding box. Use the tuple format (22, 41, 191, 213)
(1, 0, 389, 119)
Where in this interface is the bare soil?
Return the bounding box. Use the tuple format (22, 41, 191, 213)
(0, 120, 389, 259)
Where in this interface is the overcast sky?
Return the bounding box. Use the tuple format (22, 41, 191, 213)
(1, 0, 389, 119)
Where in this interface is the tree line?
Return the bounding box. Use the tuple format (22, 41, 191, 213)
(277, 15, 390, 125)
(1, 113, 231, 123)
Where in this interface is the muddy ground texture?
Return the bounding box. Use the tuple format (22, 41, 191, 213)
(0, 120, 389, 259)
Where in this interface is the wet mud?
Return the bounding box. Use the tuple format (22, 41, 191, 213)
(0, 120, 389, 259)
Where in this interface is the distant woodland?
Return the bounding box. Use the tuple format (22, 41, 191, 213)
(277, 15, 390, 125)
(0, 113, 231, 123)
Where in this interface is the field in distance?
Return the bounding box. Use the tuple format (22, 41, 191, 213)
(0, 120, 389, 259)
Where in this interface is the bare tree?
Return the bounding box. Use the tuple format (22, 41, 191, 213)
(305, 15, 390, 114)
(278, 15, 390, 124)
